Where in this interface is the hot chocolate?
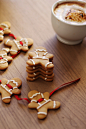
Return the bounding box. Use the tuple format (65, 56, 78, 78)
(54, 1, 86, 24)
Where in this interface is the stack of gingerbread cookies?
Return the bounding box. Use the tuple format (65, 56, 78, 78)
(26, 46, 54, 81)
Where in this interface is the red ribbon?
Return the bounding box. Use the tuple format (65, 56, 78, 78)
(0, 57, 3, 59)
(6, 83, 30, 103)
(49, 78, 80, 97)
(0, 78, 80, 103)
(11, 51, 21, 59)
(9, 33, 16, 39)
(0, 27, 3, 30)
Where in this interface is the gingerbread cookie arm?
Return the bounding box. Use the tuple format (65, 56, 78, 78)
(4, 39, 13, 46)
(0, 21, 11, 34)
(40, 60, 54, 69)
(9, 78, 22, 94)
(26, 59, 40, 66)
(5, 56, 13, 62)
(48, 101, 61, 109)
(46, 53, 54, 60)
(27, 38, 33, 46)
(3, 28, 11, 34)
(28, 52, 37, 58)
(28, 102, 39, 108)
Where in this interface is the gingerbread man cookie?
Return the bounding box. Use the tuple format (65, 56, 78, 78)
(0, 21, 11, 41)
(26, 46, 54, 81)
(4, 36, 33, 55)
(0, 48, 13, 70)
(27, 46, 54, 69)
(0, 78, 22, 103)
(28, 90, 60, 119)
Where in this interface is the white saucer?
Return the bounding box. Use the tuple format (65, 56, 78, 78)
(57, 35, 82, 45)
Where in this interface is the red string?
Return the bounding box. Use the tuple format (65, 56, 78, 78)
(6, 84, 13, 89)
(11, 50, 21, 58)
(14, 95, 30, 103)
(9, 33, 16, 39)
(0, 27, 3, 30)
(6, 83, 30, 103)
(49, 78, 80, 97)
(0, 78, 80, 103)
(37, 98, 44, 103)
(20, 41, 23, 46)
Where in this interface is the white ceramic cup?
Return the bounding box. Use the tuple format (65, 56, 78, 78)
(51, 0, 86, 45)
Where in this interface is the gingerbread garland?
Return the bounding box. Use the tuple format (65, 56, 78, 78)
(0, 21, 33, 70)
(0, 77, 80, 119)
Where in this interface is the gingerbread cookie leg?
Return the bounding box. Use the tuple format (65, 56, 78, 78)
(0, 48, 13, 70)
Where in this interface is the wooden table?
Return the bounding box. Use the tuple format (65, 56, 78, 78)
(0, 0, 86, 129)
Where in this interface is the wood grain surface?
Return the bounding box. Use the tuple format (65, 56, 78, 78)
(0, 0, 86, 129)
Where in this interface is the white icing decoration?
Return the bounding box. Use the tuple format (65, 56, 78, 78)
(0, 35, 3, 38)
(33, 73, 36, 75)
(10, 49, 17, 52)
(36, 49, 47, 52)
(35, 51, 38, 56)
(43, 52, 48, 56)
(7, 80, 18, 87)
(37, 99, 51, 109)
(1, 84, 12, 94)
(0, 30, 4, 34)
(0, 53, 8, 64)
(29, 59, 35, 65)
(0, 58, 8, 64)
(37, 112, 47, 115)
(13, 40, 21, 50)
(33, 67, 35, 69)
(31, 100, 37, 103)
(33, 56, 48, 60)
(30, 92, 44, 99)
(45, 62, 52, 67)
(45, 78, 47, 80)
(2, 96, 11, 100)
(20, 38, 28, 47)
(0, 23, 8, 30)
(2, 48, 9, 53)
(53, 101, 56, 108)
(30, 92, 41, 99)
(5, 39, 10, 44)
(0, 53, 7, 57)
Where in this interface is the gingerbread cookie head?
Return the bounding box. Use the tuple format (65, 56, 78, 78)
(0, 48, 13, 70)
(0, 21, 11, 41)
(4, 36, 33, 55)
(28, 90, 60, 119)
(27, 46, 54, 69)
(0, 78, 22, 103)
